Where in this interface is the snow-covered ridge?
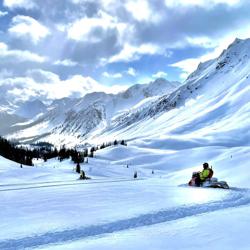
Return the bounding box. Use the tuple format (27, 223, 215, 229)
(4, 78, 180, 145)
(94, 38, 250, 147)
(111, 38, 250, 127)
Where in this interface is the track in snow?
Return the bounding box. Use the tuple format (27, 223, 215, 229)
(0, 188, 249, 250)
(0, 178, 146, 192)
(0, 179, 79, 187)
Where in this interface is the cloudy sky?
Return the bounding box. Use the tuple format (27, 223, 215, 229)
(0, 0, 250, 102)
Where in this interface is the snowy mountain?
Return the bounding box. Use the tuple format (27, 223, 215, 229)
(0, 111, 27, 136)
(2, 38, 250, 149)
(5, 78, 180, 145)
(15, 99, 48, 119)
(96, 38, 250, 147)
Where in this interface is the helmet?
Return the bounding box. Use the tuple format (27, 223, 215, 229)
(203, 162, 209, 169)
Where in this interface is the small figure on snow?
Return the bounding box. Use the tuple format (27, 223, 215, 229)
(80, 170, 86, 179)
(134, 171, 137, 179)
(79, 170, 91, 180)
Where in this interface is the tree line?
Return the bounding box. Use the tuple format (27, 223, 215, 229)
(0, 136, 127, 166)
(0, 136, 35, 166)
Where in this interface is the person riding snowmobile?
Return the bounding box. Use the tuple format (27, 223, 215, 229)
(193, 162, 213, 186)
(188, 163, 229, 189)
(200, 162, 211, 181)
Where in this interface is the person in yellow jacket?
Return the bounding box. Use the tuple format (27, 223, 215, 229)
(199, 162, 211, 181)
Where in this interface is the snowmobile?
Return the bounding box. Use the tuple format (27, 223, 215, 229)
(188, 171, 229, 189)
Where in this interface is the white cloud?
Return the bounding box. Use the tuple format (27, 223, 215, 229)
(185, 36, 216, 48)
(54, 59, 78, 67)
(152, 71, 168, 78)
(0, 42, 47, 63)
(9, 15, 50, 44)
(127, 67, 136, 76)
(164, 0, 241, 8)
(46, 75, 102, 100)
(55, 23, 67, 32)
(102, 71, 123, 78)
(180, 72, 189, 80)
(171, 58, 200, 79)
(0, 70, 128, 102)
(3, 0, 36, 10)
(66, 9, 130, 61)
(26, 69, 60, 83)
(0, 11, 8, 17)
(109, 43, 164, 63)
(125, 0, 158, 22)
(7, 83, 38, 101)
(1, 0, 249, 90)
(67, 11, 117, 42)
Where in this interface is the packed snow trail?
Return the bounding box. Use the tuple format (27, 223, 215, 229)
(0, 188, 249, 250)
(0, 178, 145, 192)
(0, 179, 79, 187)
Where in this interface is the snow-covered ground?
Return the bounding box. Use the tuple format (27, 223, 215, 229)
(35, 205, 250, 250)
(1, 143, 250, 250)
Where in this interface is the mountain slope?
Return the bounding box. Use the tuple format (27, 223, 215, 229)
(15, 99, 48, 119)
(5, 78, 180, 145)
(4, 38, 250, 148)
(96, 38, 249, 148)
(0, 111, 27, 136)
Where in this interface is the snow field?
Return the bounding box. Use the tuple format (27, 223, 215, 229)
(0, 141, 250, 249)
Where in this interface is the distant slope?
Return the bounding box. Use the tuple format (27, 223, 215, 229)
(15, 99, 48, 119)
(6, 78, 180, 145)
(0, 112, 27, 136)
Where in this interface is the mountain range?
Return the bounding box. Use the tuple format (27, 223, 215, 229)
(0, 77, 180, 145)
(1, 38, 249, 149)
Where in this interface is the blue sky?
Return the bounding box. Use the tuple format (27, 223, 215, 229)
(0, 0, 250, 102)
